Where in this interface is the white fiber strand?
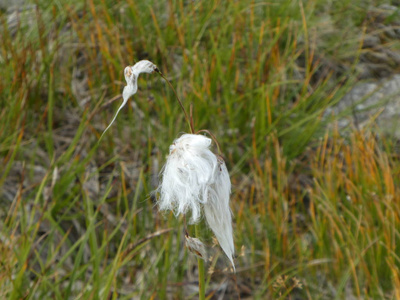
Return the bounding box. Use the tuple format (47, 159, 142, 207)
(204, 159, 235, 270)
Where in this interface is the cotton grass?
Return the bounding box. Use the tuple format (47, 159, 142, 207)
(157, 133, 235, 269)
(102, 60, 235, 275)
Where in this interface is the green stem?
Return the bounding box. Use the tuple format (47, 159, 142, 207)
(156, 70, 194, 134)
(195, 224, 206, 300)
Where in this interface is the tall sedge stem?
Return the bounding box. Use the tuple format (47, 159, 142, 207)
(195, 224, 206, 300)
(158, 68, 206, 298)
(156, 70, 194, 134)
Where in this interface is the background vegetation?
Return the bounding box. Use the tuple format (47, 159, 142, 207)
(1, 0, 400, 299)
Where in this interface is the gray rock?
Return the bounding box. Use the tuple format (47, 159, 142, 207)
(331, 75, 400, 138)
(0, 0, 27, 11)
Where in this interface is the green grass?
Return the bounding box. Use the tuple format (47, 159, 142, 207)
(1, 0, 400, 299)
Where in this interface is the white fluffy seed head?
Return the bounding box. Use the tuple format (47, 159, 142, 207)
(157, 133, 235, 270)
(158, 134, 217, 223)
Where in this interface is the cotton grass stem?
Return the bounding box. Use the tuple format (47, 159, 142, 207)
(195, 224, 206, 300)
(156, 70, 194, 134)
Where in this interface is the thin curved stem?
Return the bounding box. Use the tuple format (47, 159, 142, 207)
(156, 67, 206, 298)
(156, 69, 194, 134)
(190, 103, 195, 135)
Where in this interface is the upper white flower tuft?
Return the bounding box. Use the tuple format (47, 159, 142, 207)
(157, 133, 235, 270)
(101, 60, 157, 138)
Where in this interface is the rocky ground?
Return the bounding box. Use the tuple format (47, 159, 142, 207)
(330, 4, 400, 137)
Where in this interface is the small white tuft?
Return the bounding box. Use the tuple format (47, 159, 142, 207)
(131, 60, 158, 75)
(101, 60, 157, 139)
(157, 133, 235, 270)
(185, 235, 207, 261)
